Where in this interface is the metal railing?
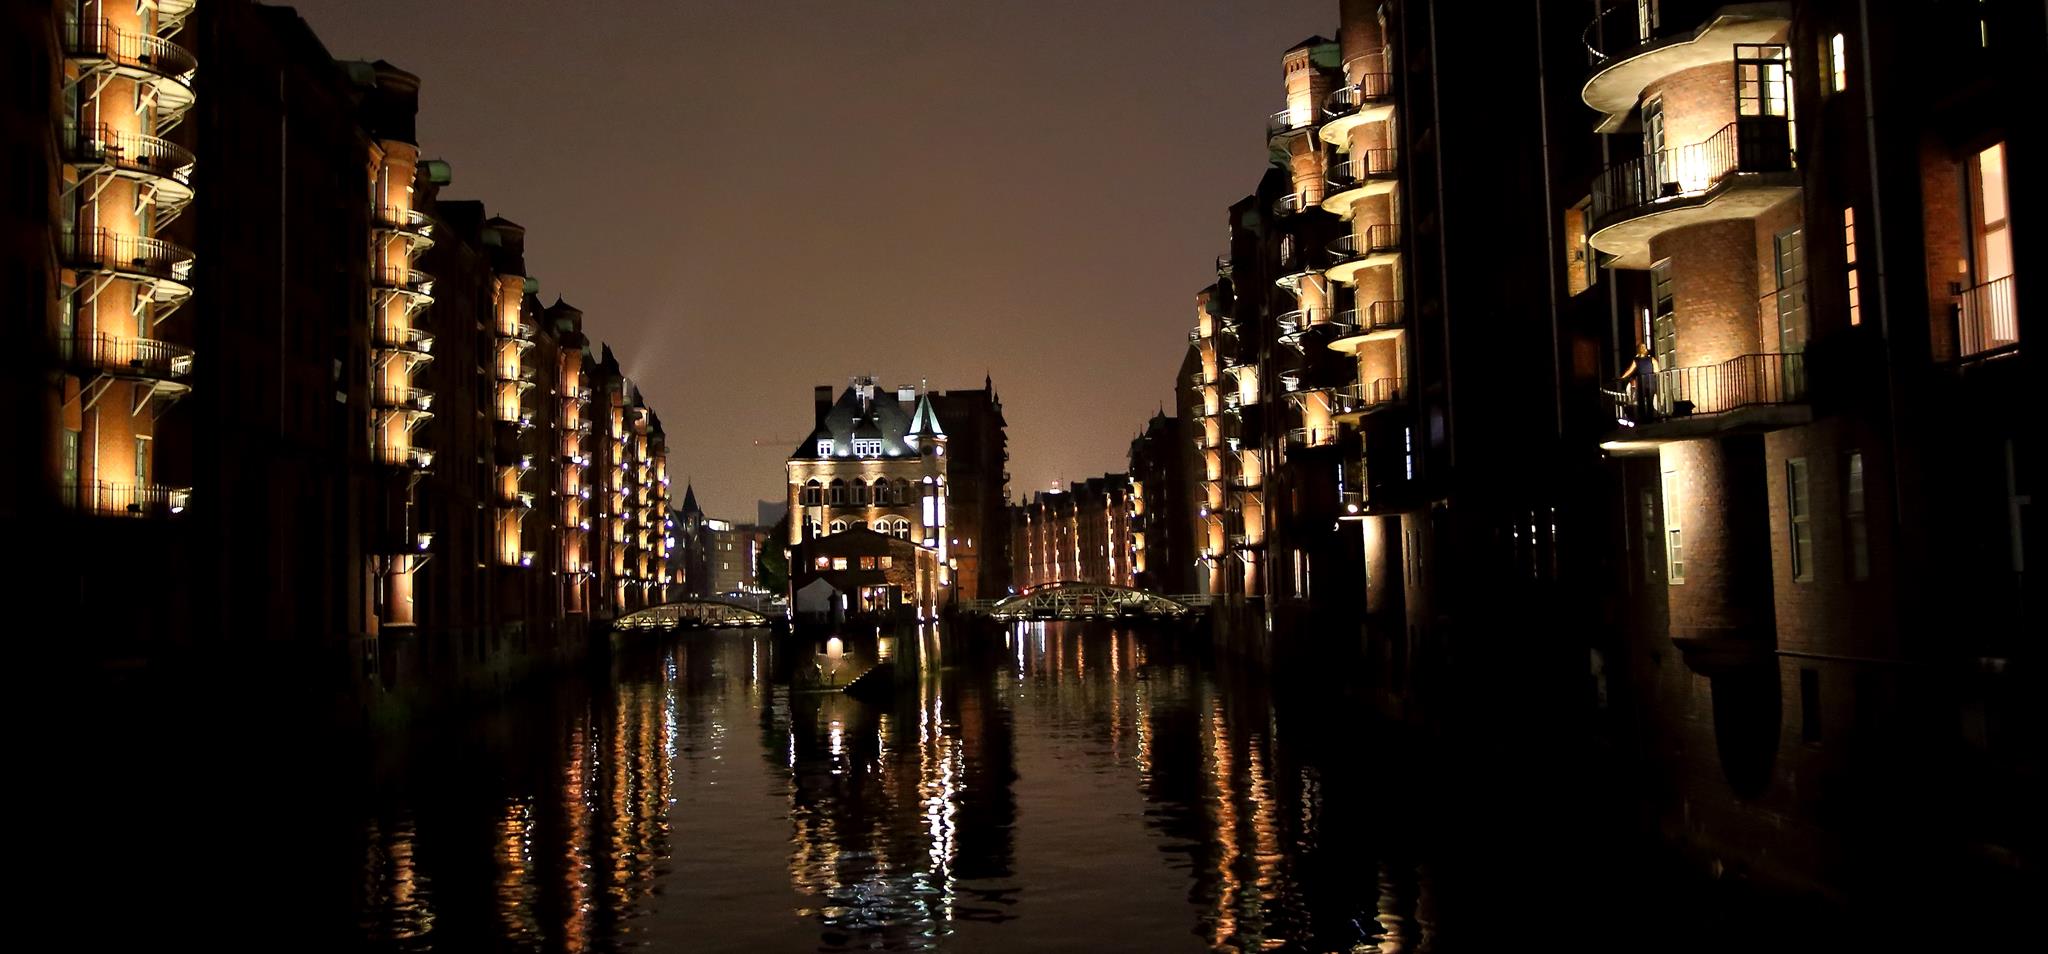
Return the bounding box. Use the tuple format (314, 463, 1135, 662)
(1955, 275, 2018, 358)
(1267, 106, 1317, 138)
(63, 20, 197, 78)
(373, 206, 430, 232)
(378, 444, 434, 469)
(1288, 425, 1338, 447)
(1337, 299, 1407, 335)
(59, 333, 193, 379)
(1328, 224, 1401, 264)
(373, 323, 434, 352)
(1329, 148, 1399, 187)
(1273, 190, 1321, 216)
(60, 229, 194, 281)
(1334, 377, 1406, 413)
(63, 480, 186, 518)
(1580, 1, 1729, 65)
(1323, 72, 1394, 116)
(1589, 120, 1792, 225)
(1610, 352, 1806, 426)
(61, 124, 194, 183)
(373, 385, 434, 411)
(1339, 488, 1369, 514)
(374, 266, 433, 292)
(1277, 306, 1343, 333)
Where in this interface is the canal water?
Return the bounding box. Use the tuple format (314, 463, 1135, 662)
(69, 623, 1835, 951)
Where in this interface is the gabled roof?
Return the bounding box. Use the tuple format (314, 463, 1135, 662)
(792, 382, 927, 459)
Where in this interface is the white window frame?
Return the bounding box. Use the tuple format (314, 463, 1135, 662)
(1662, 467, 1684, 584)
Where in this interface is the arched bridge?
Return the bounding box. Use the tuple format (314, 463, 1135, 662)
(983, 583, 1198, 622)
(615, 598, 772, 631)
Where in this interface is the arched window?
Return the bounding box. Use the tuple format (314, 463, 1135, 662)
(851, 519, 867, 531)
(828, 478, 846, 505)
(852, 480, 869, 505)
(895, 479, 911, 505)
(802, 479, 822, 507)
(830, 519, 848, 534)
(892, 518, 911, 539)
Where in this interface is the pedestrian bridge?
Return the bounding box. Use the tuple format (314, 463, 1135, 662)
(973, 583, 1202, 622)
(615, 598, 772, 631)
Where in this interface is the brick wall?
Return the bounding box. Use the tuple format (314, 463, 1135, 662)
(1653, 218, 1760, 367)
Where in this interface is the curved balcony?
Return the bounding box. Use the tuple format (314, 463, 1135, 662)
(1332, 377, 1407, 418)
(373, 206, 435, 251)
(1580, 2, 1792, 132)
(62, 124, 195, 211)
(1266, 106, 1318, 143)
(1322, 148, 1400, 218)
(373, 323, 435, 355)
(1272, 189, 1323, 217)
(1318, 72, 1396, 145)
(373, 266, 436, 302)
(1274, 260, 1320, 295)
(379, 444, 435, 471)
(1604, 352, 1807, 450)
(1588, 119, 1797, 268)
(1277, 307, 1350, 350)
(373, 385, 435, 415)
(64, 481, 191, 518)
(59, 333, 195, 385)
(1328, 300, 1408, 352)
(61, 228, 194, 284)
(1325, 224, 1402, 284)
(62, 21, 196, 117)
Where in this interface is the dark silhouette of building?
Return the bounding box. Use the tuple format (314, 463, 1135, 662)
(930, 376, 1012, 599)
(1129, 412, 1193, 594)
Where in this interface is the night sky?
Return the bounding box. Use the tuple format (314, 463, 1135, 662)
(287, 0, 1332, 519)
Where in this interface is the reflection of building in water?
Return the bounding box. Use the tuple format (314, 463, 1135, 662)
(762, 655, 1018, 947)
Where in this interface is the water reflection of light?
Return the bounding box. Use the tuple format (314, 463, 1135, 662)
(497, 800, 538, 943)
(918, 677, 959, 927)
(1206, 699, 1240, 948)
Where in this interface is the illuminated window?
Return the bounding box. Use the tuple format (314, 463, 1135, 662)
(853, 438, 884, 457)
(1635, 0, 1659, 42)
(1662, 467, 1684, 584)
(1845, 451, 1869, 581)
(829, 519, 847, 534)
(1828, 34, 1847, 93)
(1961, 142, 2015, 355)
(1787, 457, 1812, 581)
(880, 556, 894, 569)
(1565, 198, 1596, 296)
(1734, 45, 1789, 117)
(814, 556, 829, 569)
(816, 439, 832, 457)
(831, 557, 848, 570)
(859, 556, 876, 569)
(1774, 226, 1807, 354)
(1842, 207, 1860, 326)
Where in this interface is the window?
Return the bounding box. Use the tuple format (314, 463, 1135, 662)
(814, 556, 830, 569)
(831, 557, 848, 570)
(1634, 0, 1659, 43)
(1774, 226, 1808, 361)
(801, 479, 821, 506)
(891, 519, 911, 539)
(1403, 426, 1413, 480)
(1842, 207, 1860, 326)
(1662, 467, 1684, 583)
(858, 556, 876, 569)
(1565, 198, 1597, 296)
(828, 479, 846, 505)
(880, 556, 894, 569)
(852, 438, 884, 457)
(1641, 490, 1660, 583)
(1787, 457, 1813, 581)
(134, 437, 148, 486)
(816, 439, 833, 457)
(1650, 260, 1677, 366)
(1800, 668, 1823, 742)
(1734, 45, 1789, 117)
(1845, 451, 1869, 581)
(1643, 96, 1668, 187)
(1827, 33, 1847, 93)
(852, 480, 868, 505)
(63, 429, 80, 506)
(1961, 141, 2016, 355)
(829, 519, 847, 534)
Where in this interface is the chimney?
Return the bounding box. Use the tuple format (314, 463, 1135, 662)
(814, 385, 833, 427)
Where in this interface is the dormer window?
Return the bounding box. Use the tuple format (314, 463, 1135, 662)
(816, 439, 833, 457)
(853, 438, 884, 458)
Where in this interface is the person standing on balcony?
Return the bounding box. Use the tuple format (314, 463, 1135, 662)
(1620, 342, 1661, 424)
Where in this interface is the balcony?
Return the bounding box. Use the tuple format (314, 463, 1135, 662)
(373, 206, 435, 251)
(1215, 254, 1233, 278)
(1328, 300, 1408, 352)
(1266, 105, 1317, 143)
(1333, 377, 1407, 417)
(1603, 352, 1808, 451)
(373, 266, 436, 301)
(62, 124, 195, 211)
(58, 332, 194, 384)
(1287, 425, 1338, 448)
(1318, 72, 1396, 145)
(1325, 224, 1401, 284)
(1338, 488, 1370, 518)
(1580, 3, 1793, 132)
(1321, 148, 1400, 218)
(373, 385, 435, 414)
(61, 229, 195, 292)
(379, 444, 435, 471)
(63, 481, 190, 518)
(1273, 189, 1322, 217)
(1955, 276, 2018, 360)
(1588, 119, 1798, 268)
(373, 322, 435, 355)
(62, 20, 197, 116)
